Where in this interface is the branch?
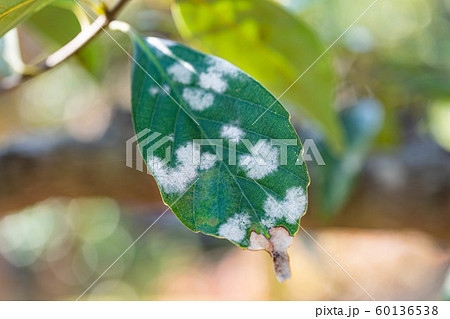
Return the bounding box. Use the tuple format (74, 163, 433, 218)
(0, 0, 130, 92)
(0, 110, 163, 212)
(1, 110, 449, 240)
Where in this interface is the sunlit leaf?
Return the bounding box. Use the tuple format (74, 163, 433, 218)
(0, 0, 54, 37)
(131, 34, 309, 281)
(25, 4, 106, 78)
(172, 0, 344, 152)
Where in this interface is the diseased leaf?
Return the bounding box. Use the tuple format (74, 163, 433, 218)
(172, 0, 344, 153)
(131, 35, 310, 281)
(0, 0, 54, 38)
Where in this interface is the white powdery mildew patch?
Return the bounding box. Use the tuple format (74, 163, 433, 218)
(147, 143, 198, 194)
(148, 143, 218, 193)
(218, 213, 251, 243)
(167, 63, 193, 84)
(199, 152, 217, 170)
(146, 37, 196, 74)
(198, 56, 239, 93)
(148, 84, 171, 97)
(261, 187, 307, 227)
(239, 140, 279, 179)
(149, 86, 159, 96)
(220, 124, 245, 142)
(182, 88, 214, 111)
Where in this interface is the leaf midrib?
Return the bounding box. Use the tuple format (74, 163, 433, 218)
(0, 0, 36, 19)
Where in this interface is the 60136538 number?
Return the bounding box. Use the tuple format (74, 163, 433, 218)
(375, 305, 438, 316)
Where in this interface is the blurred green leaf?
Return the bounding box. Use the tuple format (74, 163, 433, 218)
(0, 0, 54, 37)
(428, 100, 450, 151)
(309, 98, 383, 215)
(25, 4, 106, 77)
(131, 34, 309, 280)
(172, 0, 344, 153)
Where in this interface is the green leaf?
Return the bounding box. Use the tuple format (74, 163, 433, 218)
(131, 35, 310, 281)
(25, 4, 106, 77)
(172, 0, 344, 153)
(0, 0, 54, 38)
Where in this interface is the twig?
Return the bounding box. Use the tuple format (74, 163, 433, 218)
(0, 0, 130, 93)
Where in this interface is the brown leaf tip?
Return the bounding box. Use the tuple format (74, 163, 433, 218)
(248, 227, 293, 282)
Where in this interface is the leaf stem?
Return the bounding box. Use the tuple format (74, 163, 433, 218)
(0, 0, 131, 93)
